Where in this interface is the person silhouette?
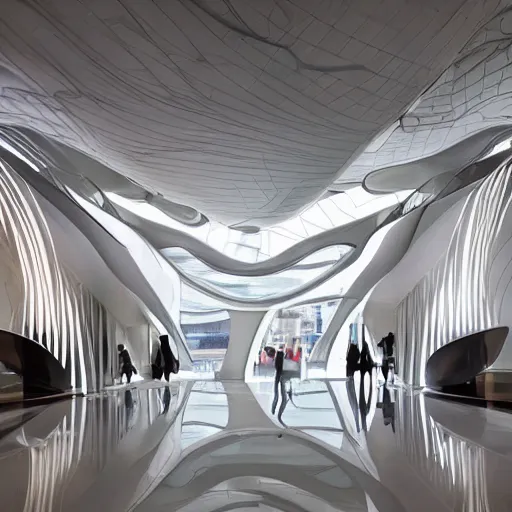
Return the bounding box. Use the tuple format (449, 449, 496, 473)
(346, 343, 361, 377)
(378, 332, 395, 381)
(272, 345, 285, 414)
(159, 335, 179, 382)
(151, 341, 164, 380)
(118, 344, 137, 384)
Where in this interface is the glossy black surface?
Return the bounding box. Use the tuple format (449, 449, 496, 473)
(425, 327, 508, 388)
(0, 330, 71, 399)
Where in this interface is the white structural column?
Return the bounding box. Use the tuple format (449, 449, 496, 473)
(309, 208, 424, 366)
(217, 310, 267, 380)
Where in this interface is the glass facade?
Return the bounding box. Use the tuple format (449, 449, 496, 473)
(164, 246, 351, 300)
(251, 300, 340, 379)
(181, 311, 230, 377)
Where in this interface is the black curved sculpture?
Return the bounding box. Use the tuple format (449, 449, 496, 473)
(0, 330, 71, 399)
(425, 327, 508, 390)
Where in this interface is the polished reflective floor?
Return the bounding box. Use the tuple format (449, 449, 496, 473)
(1, 374, 512, 511)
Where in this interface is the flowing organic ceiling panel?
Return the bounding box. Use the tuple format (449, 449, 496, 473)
(337, 6, 512, 189)
(0, 0, 502, 226)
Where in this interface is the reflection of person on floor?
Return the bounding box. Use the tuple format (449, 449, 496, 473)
(124, 388, 134, 426)
(359, 368, 373, 432)
(346, 375, 361, 432)
(271, 346, 288, 424)
(272, 345, 284, 409)
(272, 347, 299, 425)
(161, 385, 171, 415)
(346, 343, 361, 377)
(346, 369, 374, 433)
(118, 344, 137, 384)
(272, 374, 295, 426)
(381, 386, 395, 432)
(358, 340, 375, 431)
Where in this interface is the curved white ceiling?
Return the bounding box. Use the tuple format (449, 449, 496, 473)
(337, 6, 512, 189)
(0, 0, 500, 227)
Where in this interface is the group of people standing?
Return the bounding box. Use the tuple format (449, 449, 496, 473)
(346, 339, 374, 378)
(345, 331, 396, 432)
(117, 334, 180, 385)
(151, 334, 180, 381)
(346, 331, 395, 381)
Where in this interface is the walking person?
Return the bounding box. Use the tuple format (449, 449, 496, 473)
(159, 334, 179, 382)
(271, 345, 285, 416)
(378, 332, 395, 382)
(118, 344, 137, 384)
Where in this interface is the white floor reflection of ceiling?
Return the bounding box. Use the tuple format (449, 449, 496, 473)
(0, 378, 511, 511)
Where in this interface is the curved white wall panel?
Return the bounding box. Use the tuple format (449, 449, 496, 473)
(0, 157, 133, 391)
(0, 126, 210, 227)
(165, 246, 348, 302)
(362, 127, 512, 193)
(309, 208, 423, 365)
(114, 196, 400, 273)
(114, 202, 407, 309)
(0, 148, 193, 369)
(364, 190, 473, 342)
(39, 197, 147, 330)
(395, 160, 512, 386)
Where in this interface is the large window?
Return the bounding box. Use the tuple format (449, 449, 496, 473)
(180, 310, 230, 377)
(251, 300, 340, 379)
(164, 246, 351, 301)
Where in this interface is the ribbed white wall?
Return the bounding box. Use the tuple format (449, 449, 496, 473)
(0, 240, 22, 329)
(396, 161, 512, 385)
(364, 189, 471, 347)
(0, 158, 138, 391)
